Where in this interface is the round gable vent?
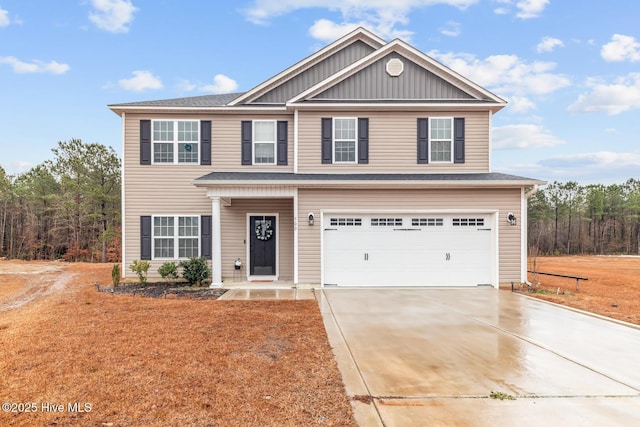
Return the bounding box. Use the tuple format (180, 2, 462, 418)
(386, 58, 404, 77)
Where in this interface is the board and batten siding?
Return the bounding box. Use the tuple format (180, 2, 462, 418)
(297, 188, 522, 285)
(254, 40, 377, 104)
(297, 110, 490, 173)
(219, 199, 294, 281)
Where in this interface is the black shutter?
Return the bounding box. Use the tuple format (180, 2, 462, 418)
(140, 120, 151, 165)
(200, 121, 212, 165)
(241, 121, 252, 165)
(277, 121, 288, 166)
(417, 118, 429, 164)
(454, 117, 465, 164)
(140, 216, 152, 260)
(358, 118, 369, 164)
(200, 215, 212, 260)
(321, 118, 332, 164)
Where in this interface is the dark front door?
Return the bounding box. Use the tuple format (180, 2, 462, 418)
(249, 215, 277, 276)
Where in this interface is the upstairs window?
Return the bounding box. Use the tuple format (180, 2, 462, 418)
(333, 118, 357, 163)
(429, 118, 453, 163)
(253, 120, 276, 165)
(152, 120, 199, 164)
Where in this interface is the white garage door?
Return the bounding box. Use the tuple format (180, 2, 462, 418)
(323, 214, 494, 287)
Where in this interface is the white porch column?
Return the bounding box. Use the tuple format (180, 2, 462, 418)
(210, 196, 223, 288)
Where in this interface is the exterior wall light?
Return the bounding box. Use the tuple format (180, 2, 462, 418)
(507, 212, 517, 226)
(308, 212, 315, 225)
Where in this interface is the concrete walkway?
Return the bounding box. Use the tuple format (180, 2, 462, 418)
(218, 288, 315, 300)
(318, 288, 640, 426)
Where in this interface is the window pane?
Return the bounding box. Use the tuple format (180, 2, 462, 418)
(254, 121, 275, 142)
(154, 238, 174, 258)
(179, 238, 199, 258)
(154, 217, 174, 237)
(178, 121, 198, 142)
(178, 143, 198, 163)
(254, 142, 275, 164)
(334, 118, 355, 140)
(153, 143, 174, 163)
(178, 216, 199, 237)
(431, 140, 451, 162)
(431, 119, 452, 140)
(335, 141, 355, 162)
(153, 121, 174, 141)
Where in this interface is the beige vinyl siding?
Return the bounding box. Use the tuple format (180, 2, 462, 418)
(297, 188, 522, 285)
(298, 110, 489, 173)
(219, 199, 294, 282)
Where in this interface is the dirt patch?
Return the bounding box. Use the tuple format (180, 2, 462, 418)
(0, 261, 356, 426)
(0, 260, 70, 312)
(517, 256, 640, 325)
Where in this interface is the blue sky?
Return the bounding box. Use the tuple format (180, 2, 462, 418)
(1, 0, 639, 185)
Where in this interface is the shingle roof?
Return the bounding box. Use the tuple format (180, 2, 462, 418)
(109, 92, 246, 108)
(194, 171, 544, 185)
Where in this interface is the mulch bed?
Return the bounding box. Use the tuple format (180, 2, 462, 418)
(97, 282, 227, 299)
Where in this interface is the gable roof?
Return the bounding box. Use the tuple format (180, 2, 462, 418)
(228, 27, 386, 106)
(288, 38, 505, 107)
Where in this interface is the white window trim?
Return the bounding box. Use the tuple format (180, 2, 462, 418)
(428, 117, 453, 164)
(252, 120, 277, 165)
(332, 117, 358, 164)
(151, 214, 200, 260)
(151, 119, 200, 165)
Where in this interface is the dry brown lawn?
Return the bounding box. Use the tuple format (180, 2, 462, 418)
(0, 261, 355, 426)
(523, 255, 640, 325)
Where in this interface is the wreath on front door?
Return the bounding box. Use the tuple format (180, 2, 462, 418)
(255, 221, 274, 241)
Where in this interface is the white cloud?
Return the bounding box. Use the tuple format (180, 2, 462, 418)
(601, 34, 640, 62)
(309, 19, 362, 42)
(429, 50, 570, 99)
(540, 151, 640, 171)
(200, 74, 239, 94)
(0, 56, 70, 74)
(440, 21, 461, 37)
(492, 124, 566, 150)
(243, 0, 477, 41)
(118, 70, 163, 91)
(0, 8, 10, 27)
(507, 96, 536, 113)
(515, 0, 548, 19)
(2, 161, 35, 176)
(567, 73, 640, 115)
(536, 36, 564, 53)
(89, 0, 138, 33)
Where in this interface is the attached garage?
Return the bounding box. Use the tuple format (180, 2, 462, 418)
(322, 213, 497, 287)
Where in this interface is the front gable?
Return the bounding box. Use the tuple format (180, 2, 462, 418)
(313, 52, 474, 101)
(253, 40, 378, 104)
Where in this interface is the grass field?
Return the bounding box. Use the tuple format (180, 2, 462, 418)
(0, 262, 355, 426)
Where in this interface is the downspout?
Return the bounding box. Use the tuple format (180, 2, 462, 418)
(121, 111, 126, 278)
(522, 185, 539, 285)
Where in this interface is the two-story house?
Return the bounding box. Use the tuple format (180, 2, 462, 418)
(109, 27, 545, 288)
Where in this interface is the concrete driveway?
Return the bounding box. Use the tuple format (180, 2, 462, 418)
(318, 288, 640, 426)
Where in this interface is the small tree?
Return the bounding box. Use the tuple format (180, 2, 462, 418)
(129, 260, 150, 285)
(179, 257, 210, 286)
(111, 263, 121, 288)
(158, 262, 179, 280)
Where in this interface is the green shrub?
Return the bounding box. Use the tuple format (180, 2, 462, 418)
(129, 260, 150, 285)
(111, 263, 121, 288)
(158, 262, 179, 280)
(179, 257, 210, 286)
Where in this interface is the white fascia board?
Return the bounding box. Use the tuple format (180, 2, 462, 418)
(228, 27, 386, 106)
(108, 105, 288, 116)
(287, 39, 508, 106)
(286, 102, 506, 113)
(193, 179, 546, 189)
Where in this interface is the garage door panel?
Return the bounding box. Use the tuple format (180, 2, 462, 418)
(323, 214, 494, 287)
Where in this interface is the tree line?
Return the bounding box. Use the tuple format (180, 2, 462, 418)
(528, 179, 640, 256)
(0, 139, 121, 262)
